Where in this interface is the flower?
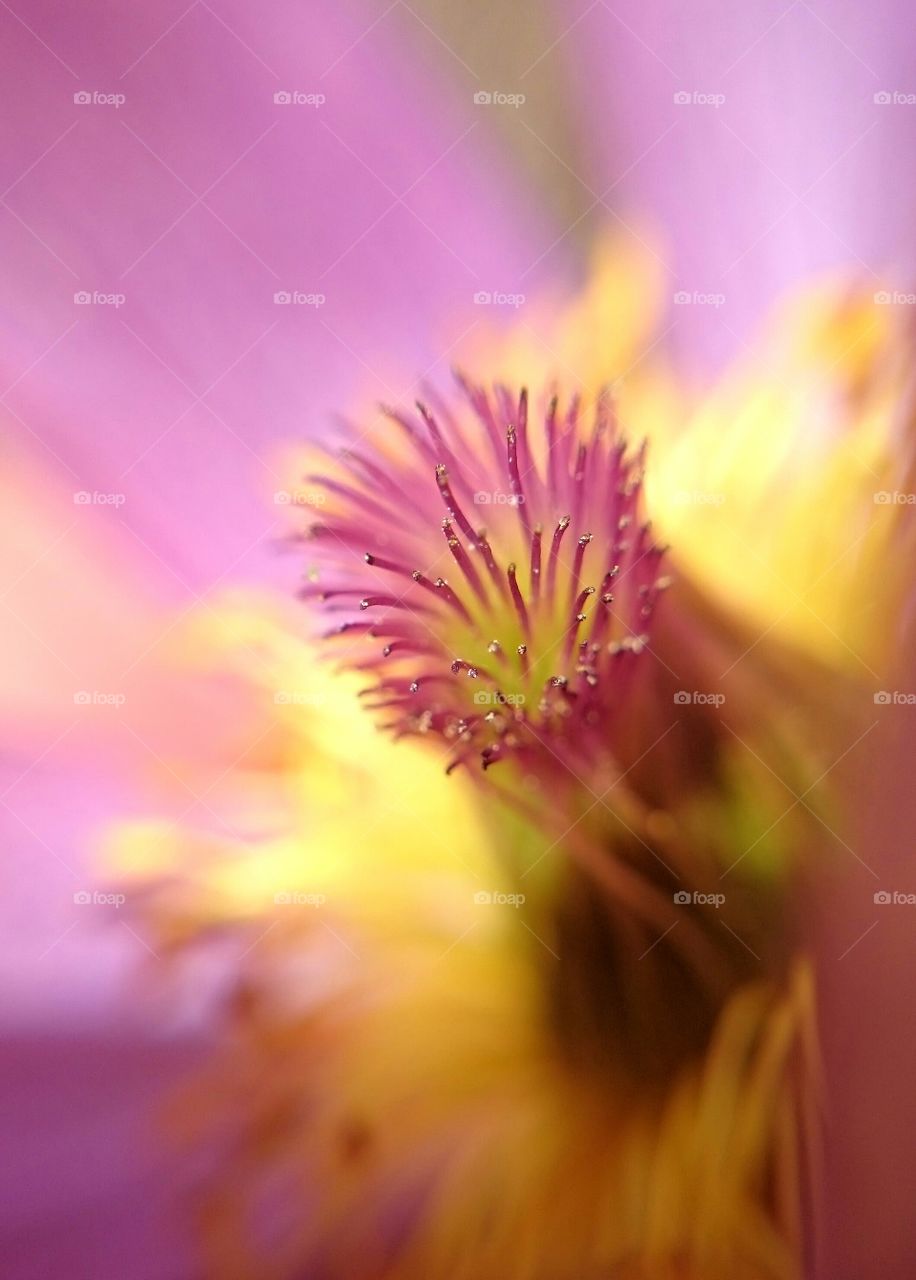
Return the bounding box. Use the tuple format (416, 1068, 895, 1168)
(110, 596, 822, 1280)
(302, 380, 669, 774)
(89, 254, 915, 1277)
(248, 252, 912, 1276)
(117, 266, 912, 1278)
(5, 1, 916, 1275)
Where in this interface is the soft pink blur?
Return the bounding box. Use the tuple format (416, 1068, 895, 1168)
(0, 3, 561, 1274)
(548, 0, 916, 374)
(2, 1, 915, 1276)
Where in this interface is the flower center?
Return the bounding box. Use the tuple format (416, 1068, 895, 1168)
(302, 378, 669, 772)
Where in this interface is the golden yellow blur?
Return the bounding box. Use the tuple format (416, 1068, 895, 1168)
(462, 237, 909, 673)
(101, 245, 916, 1279)
(106, 590, 818, 1280)
(109, 593, 498, 936)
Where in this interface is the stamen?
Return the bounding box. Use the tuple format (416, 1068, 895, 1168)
(546, 516, 571, 601)
(569, 532, 593, 608)
(517, 643, 530, 679)
(530, 524, 542, 604)
(589, 590, 616, 649)
(476, 529, 508, 599)
(442, 522, 487, 603)
(450, 658, 498, 685)
(571, 443, 588, 532)
(487, 639, 512, 671)
(507, 563, 530, 634)
(364, 552, 414, 577)
(565, 588, 595, 658)
(506, 425, 531, 536)
(435, 464, 478, 544)
(411, 570, 473, 624)
(301, 380, 666, 771)
(546, 393, 559, 498)
(359, 594, 412, 611)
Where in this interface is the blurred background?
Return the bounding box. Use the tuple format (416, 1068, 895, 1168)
(2, 1, 915, 1275)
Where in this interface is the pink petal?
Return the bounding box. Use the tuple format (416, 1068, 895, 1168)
(1, 0, 562, 584)
(541, 0, 916, 372)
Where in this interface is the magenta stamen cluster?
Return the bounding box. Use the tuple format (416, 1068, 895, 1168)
(300, 376, 669, 772)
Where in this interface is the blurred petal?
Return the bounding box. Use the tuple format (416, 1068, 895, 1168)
(0, 454, 287, 1273)
(458, 239, 912, 669)
(0, 1032, 208, 1280)
(110, 588, 823, 1278)
(0, 0, 564, 584)
(539, 0, 916, 370)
